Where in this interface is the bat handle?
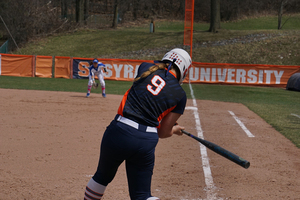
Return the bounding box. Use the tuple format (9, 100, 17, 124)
(182, 129, 191, 136)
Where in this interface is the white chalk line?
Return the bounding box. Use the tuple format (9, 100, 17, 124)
(291, 113, 300, 119)
(228, 111, 255, 138)
(187, 83, 221, 200)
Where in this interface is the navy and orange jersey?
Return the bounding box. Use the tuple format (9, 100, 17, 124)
(117, 62, 187, 127)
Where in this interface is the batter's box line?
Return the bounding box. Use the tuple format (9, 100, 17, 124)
(185, 106, 198, 111)
(228, 110, 255, 138)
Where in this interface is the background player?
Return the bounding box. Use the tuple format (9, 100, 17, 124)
(85, 59, 107, 98)
(83, 48, 192, 200)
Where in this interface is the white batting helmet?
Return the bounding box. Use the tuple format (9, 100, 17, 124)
(162, 48, 192, 84)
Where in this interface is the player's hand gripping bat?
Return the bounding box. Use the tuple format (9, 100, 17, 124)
(182, 130, 250, 169)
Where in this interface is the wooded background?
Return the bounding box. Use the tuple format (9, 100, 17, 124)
(0, 0, 299, 51)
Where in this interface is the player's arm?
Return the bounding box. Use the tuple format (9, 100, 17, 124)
(158, 112, 184, 138)
(158, 94, 187, 138)
(90, 71, 96, 83)
(99, 63, 107, 73)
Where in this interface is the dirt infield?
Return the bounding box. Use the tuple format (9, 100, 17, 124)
(1, 88, 300, 200)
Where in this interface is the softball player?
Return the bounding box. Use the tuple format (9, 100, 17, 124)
(86, 59, 107, 98)
(84, 48, 192, 200)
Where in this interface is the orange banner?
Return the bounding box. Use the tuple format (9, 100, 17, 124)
(55, 56, 71, 79)
(0, 54, 34, 77)
(187, 62, 300, 87)
(99, 58, 151, 81)
(36, 56, 53, 78)
(72, 57, 151, 81)
(1, 54, 299, 88)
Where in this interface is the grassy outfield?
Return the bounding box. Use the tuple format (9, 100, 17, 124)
(181, 83, 300, 148)
(16, 15, 300, 66)
(2, 15, 300, 147)
(1, 76, 299, 148)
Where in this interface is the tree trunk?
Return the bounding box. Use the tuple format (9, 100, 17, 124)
(61, 0, 68, 19)
(178, 0, 185, 14)
(216, 0, 220, 29)
(84, 0, 89, 24)
(209, 0, 221, 33)
(112, 3, 118, 28)
(76, 0, 84, 24)
(133, 0, 139, 20)
(278, 0, 285, 30)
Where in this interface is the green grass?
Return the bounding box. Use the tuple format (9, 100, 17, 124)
(3, 15, 300, 148)
(137, 14, 300, 31)
(181, 84, 300, 148)
(16, 15, 300, 66)
(17, 29, 185, 58)
(221, 14, 300, 30)
(0, 76, 132, 95)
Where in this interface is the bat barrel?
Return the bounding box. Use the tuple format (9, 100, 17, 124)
(182, 130, 250, 169)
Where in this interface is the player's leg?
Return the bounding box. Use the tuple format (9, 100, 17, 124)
(125, 132, 159, 200)
(84, 179, 106, 200)
(86, 78, 93, 97)
(98, 73, 106, 97)
(84, 120, 126, 199)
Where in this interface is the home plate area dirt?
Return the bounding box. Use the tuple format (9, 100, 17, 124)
(1, 88, 299, 200)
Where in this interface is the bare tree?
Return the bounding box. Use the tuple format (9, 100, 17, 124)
(61, 0, 68, 19)
(133, 0, 140, 20)
(84, 0, 90, 24)
(76, 0, 84, 24)
(112, 2, 118, 28)
(0, 0, 75, 50)
(209, 0, 220, 32)
(278, 0, 287, 29)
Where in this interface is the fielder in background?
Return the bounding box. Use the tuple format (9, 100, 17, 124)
(83, 48, 192, 200)
(85, 58, 107, 98)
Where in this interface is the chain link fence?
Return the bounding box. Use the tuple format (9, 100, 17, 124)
(0, 40, 8, 53)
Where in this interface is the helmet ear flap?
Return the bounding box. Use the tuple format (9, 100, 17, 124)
(161, 48, 192, 84)
(171, 63, 181, 82)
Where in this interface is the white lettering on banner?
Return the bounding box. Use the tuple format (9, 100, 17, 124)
(274, 70, 284, 84)
(113, 64, 123, 78)
(265, 70, 273, 84)
(105, 64, 113, 77)
(189, 67, 284, 84)
(124, 64, 134, 78)
(106, 64, 139, 78)
(200, 68, 210, 81)
(211, 68, 216, 81)
(189, 68, 199, 81)
(227, 69, 235, 83)
(247, 70, 257, 83)
(236, 69, 246, 83)
(258, 70, 264, 83)
(218, 68, 227, 82)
